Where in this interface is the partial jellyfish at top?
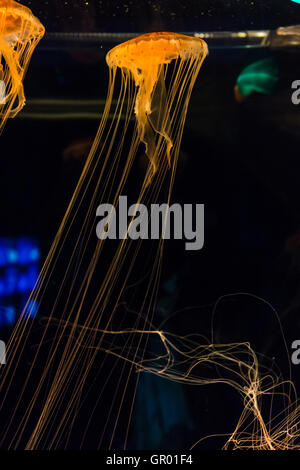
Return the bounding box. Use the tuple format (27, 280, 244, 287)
(0, 0, 44, 132)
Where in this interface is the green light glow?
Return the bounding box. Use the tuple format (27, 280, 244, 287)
(236, 58, 279, 98)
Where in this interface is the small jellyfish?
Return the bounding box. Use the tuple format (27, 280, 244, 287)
(0, 0, 45, 131)
(106, 32, 208, 182)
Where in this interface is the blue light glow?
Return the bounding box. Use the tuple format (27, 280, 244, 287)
(0, 238, 40, 326)
(0, 306, 16, 327)
(23, 299, 39, 319)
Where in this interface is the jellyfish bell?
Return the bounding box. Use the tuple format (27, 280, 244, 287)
(0, 0, 44, 42)
(106, 32, 208, 182)
(0, 0, 45, 130)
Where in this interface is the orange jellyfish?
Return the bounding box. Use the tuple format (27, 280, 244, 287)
(0, 33, 208, 450)
(106, 32, 208, 184)
(0, 0, 45, 131)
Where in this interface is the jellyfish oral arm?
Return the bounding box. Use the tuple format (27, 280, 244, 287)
(134, 65, 162, 176)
